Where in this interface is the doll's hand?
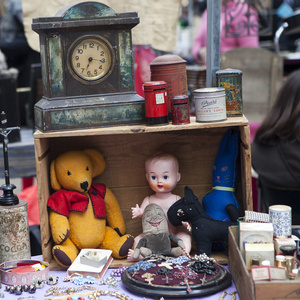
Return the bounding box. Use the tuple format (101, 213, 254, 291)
(182, 221, 191, 232)
(131, 204, 141, 218)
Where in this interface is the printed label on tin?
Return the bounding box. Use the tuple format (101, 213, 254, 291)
(155, 93, 165, 105)
(195, 96, 226, 122)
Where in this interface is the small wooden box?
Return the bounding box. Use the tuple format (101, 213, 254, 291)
(228, 226, 299, 300)
(34, 116, 253, 270)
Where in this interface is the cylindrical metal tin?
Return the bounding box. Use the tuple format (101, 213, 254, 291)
(216, 69, 243, 117)
(143, 81, 168, 126)
(0, 201, 31, 263)
(171, 95, 190, 125)
(150, 55, 188, 116)
(194, 87, 227, 122)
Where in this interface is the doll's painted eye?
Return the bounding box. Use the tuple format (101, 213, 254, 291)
(67, 170, 71, 176)
(221, 166, 228, 171)
(151, 176, 156, 180)
(86, 166, 89, 171)
(177, 209, 184, 217)
(163, 175, 168, 180)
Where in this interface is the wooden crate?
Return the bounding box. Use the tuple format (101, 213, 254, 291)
(228, 226, 299, 300)
(34, 116, 253, 270)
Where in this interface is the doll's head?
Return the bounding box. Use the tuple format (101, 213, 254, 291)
(145, 151, 181, 194)
(142, 203, 169, 235)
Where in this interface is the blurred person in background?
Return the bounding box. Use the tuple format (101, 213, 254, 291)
(251, 70, 300, 225)
(192, 0, 259, 64)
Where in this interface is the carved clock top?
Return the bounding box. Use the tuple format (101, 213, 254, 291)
(32, 1, 139, 31)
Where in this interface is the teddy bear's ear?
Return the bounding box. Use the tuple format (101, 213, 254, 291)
(50, 160, 62, 191)
(83, 149, 106, 177)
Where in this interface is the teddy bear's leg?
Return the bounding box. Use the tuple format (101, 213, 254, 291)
(99, 226, 134, 259)
(52, 238, 79, 268)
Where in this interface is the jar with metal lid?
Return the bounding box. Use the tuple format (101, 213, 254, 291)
(143, 81, 168, 126)
(216, 69, 243, 117)
(171, 95, 190, 125)
(194, 87, 227, 122)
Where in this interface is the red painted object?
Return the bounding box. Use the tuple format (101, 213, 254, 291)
(171, 95, 190, 125)
(143, 81, 168, 126)
(150, 55, 188, 115)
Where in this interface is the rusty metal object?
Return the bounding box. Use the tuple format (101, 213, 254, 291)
(150, 55, 188, 116)
(171, 95, 190, 125)
(0, 201, 31, 263)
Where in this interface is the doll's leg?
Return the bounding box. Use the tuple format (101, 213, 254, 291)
(176, 231, 192, 254)
(100, 226, 134, 259)
(127, 233, 144, 261)
(52, 238, 79, 268)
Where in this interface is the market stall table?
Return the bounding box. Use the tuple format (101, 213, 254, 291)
(0, 255, 239, 299)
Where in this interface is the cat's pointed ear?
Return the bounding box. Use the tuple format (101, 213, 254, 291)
(218, 129, 232, 154)
(184, 186, 198, 204)
(228, 131, 240, 153)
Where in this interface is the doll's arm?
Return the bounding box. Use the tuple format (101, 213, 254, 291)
(169, 233, 185, 249)
(131, 204, 142, 219)
(104, 187, 126, 235)
(131, 198, 148, 218)
(49, 210, 70, 244)
(133, 237, 147, 259)
(181, 221, 191, 232)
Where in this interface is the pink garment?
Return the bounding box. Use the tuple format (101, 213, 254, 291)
(192, 2, 259, 62)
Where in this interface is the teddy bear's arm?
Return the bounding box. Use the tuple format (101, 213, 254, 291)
(103, 187, 126, 235)
(49, 210, 70, 244)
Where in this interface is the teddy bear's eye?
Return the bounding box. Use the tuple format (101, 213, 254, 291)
(86, 166, 89, 171)
(67, 170, 71, 176)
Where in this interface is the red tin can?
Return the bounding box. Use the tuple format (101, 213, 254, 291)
(171, 95, 190, 125)
(143, 81, 168, 126)
(150, 55, 188, 116)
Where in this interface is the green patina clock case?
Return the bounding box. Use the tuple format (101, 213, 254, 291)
(32, 1, 145, 132)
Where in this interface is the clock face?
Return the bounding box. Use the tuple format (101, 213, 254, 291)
(69, 37, 113, 82)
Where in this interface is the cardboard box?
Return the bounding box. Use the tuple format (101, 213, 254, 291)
(229, 226, 300, 300)
(245, 243, 275, 269)
(239, 222, 273, 259)
(34, 116, 253, 270)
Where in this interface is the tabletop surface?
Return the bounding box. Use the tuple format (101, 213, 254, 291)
(0, 255, 239, 300)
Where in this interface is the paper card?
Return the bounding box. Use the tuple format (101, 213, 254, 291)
(251, 266, 270, 281)
(269, 266, 287, 280)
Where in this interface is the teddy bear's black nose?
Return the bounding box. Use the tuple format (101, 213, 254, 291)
(80, 181, 88, 191)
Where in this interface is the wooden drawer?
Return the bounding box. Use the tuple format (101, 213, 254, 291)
(34, 116, 252, 270)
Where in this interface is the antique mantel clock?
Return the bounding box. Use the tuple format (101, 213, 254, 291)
(32, 1, 145, 132)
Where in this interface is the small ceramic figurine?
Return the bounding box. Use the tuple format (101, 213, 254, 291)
(129, 151, 192, 260)
(133, 203, 185, 259)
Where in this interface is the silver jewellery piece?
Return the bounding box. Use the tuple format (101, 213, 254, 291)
(46, 274, 59, 285)
(17, 297, 36, 300)
(63, 272, 83, 282)
(98, 276, 120, 289)
(32, 278, 45, 288)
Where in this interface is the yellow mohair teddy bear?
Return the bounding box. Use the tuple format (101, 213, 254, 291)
(47, 149, 134, 268)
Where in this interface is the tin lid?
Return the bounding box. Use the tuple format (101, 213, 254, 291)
(150, 54, 186, 66)
(172, 95, 188, 100)
(194, 87, 225, 93)
(172, 95, 188, 104)
(143, 81, 166, 86)
(216, 68, 243, 76)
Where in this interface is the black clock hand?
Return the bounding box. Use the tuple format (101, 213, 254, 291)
(86, 57, 93, 69)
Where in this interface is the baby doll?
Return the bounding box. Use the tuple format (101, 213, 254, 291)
(129, 151, 192, 260)
(133, 203, 185, 259)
